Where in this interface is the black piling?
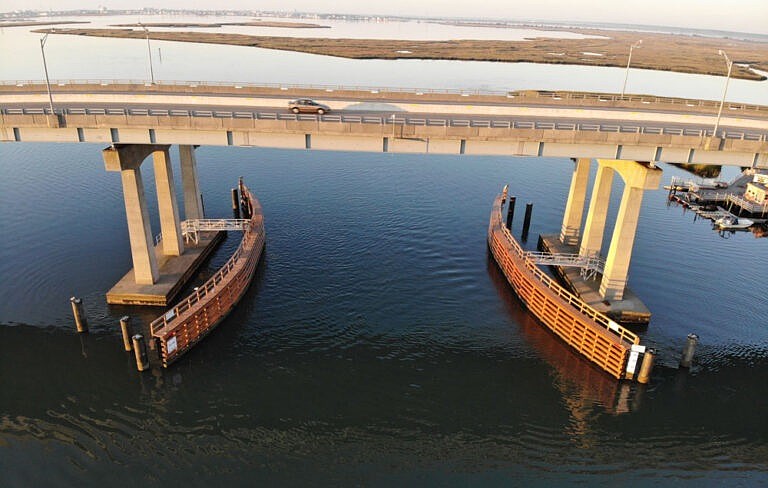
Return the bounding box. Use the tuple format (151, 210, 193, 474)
(521, 202, 533, 242)
(70, 296, 88, 333)
(132, 334, 150, 372)
(231, 188, 239, 211)
(679, 333, 699, 368)
(506, 196, 516, 230)
(119, 316, 132, 352)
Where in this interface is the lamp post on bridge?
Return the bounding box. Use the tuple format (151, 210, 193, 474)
(139, 23, 156, 85)
(712, 49, 733, 139)
(620, 39, 642, 99)
(39, 33, 55, 119)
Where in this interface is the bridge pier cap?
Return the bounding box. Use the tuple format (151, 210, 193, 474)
(103, 144, 171, 172)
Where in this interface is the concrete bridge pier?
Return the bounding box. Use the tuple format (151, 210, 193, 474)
(104, 144, 168, 285)
(179, 145, 205, 221)
(559, 158, 591, 246)
(595, 159, 662, 301)
(153, 148, 184, 257)
(103, 143, 224, 305)
(543, 158, 661, 324)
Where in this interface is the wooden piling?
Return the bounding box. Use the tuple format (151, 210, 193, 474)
(522, 202, 533, 241)
(231, 188, 239, 211)
(506, 196, 516, 230)
(132, 334, 150, 372)
(119, 316, 132, 352)
(637, 349, 655, 384)
(680, 333, 699, 368)
(70, 296, 88, 333)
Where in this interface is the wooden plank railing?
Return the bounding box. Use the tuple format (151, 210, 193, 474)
(150, 183, 265, 367)
(488, 192, 640, 379)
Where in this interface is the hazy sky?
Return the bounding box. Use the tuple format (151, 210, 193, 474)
(7, 0, 768, 35)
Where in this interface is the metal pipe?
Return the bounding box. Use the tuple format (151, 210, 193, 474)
(70, 296, 88, 333)
(139, 23, 155, 85)
(120, 316, 132, 351)
(621, 40, 642, 98)
(132, 334, 150, 371)
(712, 50, 733, 138)
(39, 34, 55, 120)
(522, 202, 533, 241)
(506, 196, 516, 230)
(680, 333, 699, 368)
(637, 348, 655, 384)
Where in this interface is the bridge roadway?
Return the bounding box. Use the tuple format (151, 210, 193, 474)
(2, 82, 767, 167)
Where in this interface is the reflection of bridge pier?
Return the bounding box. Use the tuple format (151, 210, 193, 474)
(541, 158, 662, 325)
(103, 143, 223, 305)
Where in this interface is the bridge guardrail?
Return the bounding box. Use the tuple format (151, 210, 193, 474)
(4, 106, 765, 142)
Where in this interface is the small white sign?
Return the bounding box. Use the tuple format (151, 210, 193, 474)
(626, 351, 640, 374)
(167, 336, 178, 354)
(164, 310, 176, 321)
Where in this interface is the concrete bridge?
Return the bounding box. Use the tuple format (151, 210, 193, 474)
(2, 81, 767, 322)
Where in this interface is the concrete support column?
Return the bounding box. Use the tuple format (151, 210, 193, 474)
(153, 149, 184, 256)
(559, 158, 591, 246)
(120, 166, 159, 284)
(579, 165, 614, 257)
(179, 145, 204, 221)
(599, 186, 644, 300)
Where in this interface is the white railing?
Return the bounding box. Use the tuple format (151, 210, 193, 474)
(524, 250, 605, 279)
(181, 218, 250, 244)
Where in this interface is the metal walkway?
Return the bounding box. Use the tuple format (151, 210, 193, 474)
(181, 219, 250, 244)
(524, 251, 605, 280)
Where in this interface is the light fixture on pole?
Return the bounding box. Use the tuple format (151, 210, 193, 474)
(621, 40, 642, 99)
(139, 22, 155, 85)
(712, 49, 733, 139)
(40, 33, 55, 119)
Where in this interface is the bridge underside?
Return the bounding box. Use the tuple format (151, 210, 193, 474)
(2, 117, 766, 168)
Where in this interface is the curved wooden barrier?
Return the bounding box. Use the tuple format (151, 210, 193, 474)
(488, 193, 642, 380)
(150, 182, 265, 367)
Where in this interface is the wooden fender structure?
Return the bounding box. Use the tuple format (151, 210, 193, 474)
(488, 191, 646, 380)
(150, 180, 265, 367)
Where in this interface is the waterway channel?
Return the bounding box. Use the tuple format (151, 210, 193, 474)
(1, 15, 767, 486)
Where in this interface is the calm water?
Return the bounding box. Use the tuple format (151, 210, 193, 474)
(1, 15, 767, 104)
(1, 14, 768, 486)
(1, 142, 767, 486)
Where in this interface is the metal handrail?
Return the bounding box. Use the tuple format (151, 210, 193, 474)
(492, 194, 639, 346)
(524, 250, 605, 274)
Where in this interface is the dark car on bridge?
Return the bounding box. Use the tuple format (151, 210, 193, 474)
(288, 99, 330, 114)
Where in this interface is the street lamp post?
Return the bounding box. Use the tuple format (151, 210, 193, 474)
(620, 40, 642, 99)
(712, 50, 733, 139)
(39, 33, 55, 118)
(139, 23, 155, 84)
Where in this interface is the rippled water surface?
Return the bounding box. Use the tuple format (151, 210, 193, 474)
(1, 142, 767, 486)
